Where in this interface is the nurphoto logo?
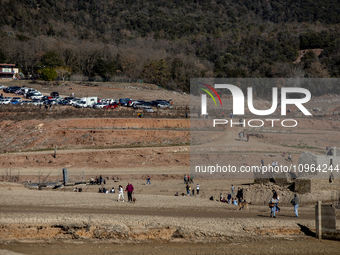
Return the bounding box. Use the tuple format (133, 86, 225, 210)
(199, 83, 312, 128)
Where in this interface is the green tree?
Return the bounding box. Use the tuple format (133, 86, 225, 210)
(41, 51, 63, 68)
(41, 68, 58, 81)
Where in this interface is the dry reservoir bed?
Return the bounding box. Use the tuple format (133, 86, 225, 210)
(0, 181, 340, 255)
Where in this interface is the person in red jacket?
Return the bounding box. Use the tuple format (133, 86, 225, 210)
(125, 182, 134, 203)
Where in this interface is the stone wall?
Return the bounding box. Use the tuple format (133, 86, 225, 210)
(294, 177, 340, 194)
(294, 178, 311, 194)
(297, 148, 340, 182)
(311, 178, 340, 193)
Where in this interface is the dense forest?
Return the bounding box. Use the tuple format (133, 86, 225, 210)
(1, 0, 340, 91)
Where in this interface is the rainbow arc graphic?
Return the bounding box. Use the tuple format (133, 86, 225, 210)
(198, 82, 223, 106)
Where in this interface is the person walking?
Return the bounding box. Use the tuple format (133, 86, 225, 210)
(186, 184, 190, 196)
(270, 194, 279, 218)
(246, 134, 249, 142)
(196, 184, 200, 196)
(272, 190, 281, 212)
(146, 175, 151, 185)
(125, 182, 134, 202)
(118, 185, 124, 202)
(190, 174, 194, 184)
(236, 187, 243, 203)
(291, 194, 299, 218)
(288, 154, 292, 162)
(231, 184, 235, 195)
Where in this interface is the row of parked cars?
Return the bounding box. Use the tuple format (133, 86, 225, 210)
(0, 86, 173, 112)
(0, 86, 59, 105)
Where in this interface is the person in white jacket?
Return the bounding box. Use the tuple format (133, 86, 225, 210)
(118, 185, 124, 202)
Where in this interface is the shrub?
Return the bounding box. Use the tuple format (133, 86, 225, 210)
(41, 68, 58, 81)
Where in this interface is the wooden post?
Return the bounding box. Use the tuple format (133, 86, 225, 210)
(316, 201, 322, 239)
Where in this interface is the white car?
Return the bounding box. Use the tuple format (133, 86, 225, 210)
(30, 93, 44, 100)
(24, 89, 38, 97)
(0, 99, 11, 104)
(143, 107, 154, 113)
(0, 85, 5, 89)
(69, 99, 81, 106)
(157, 103, 173, 109)
(74, 101, 87, 108)
(93, 103, 107, 109)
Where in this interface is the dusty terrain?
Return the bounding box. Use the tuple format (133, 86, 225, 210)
(0, 81, 340, 254)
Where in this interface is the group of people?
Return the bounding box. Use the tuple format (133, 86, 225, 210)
(89, 175, 301, 217)
(269, 189, 299, 218)
(184, 183, 200, 196)
(219, 186, 244, 205)
(95, 182, 135, 203)
(90, 175, 106, 185)
(98, 187, 115, 193)
(73, 187, 82, 192)
(117, 182, 134, 203)
(184, 174, 194, 184)
(238, 132, 249, 142)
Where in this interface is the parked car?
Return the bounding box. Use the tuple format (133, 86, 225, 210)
(12, 97, 22, 102)
(45, 99, 57, 105)
(0, 85, 6, 89)
(104, 103, 118, 109)
(42, 95, 53, 101)
(93, 103, 107, 109)
(150, 101, 161, 106)
(20, 100, 31, 105)
(135, 102, 152, 109)
(155, 99, 170, 104)
(129, 100, 144, 107)
(54, 97, 64, 102)
(26, 91, 38, 99)
(64, 97, 75, 101)
(58, 100, 70, 105)
(74, 101, 87, 108)
(157, 103, 173, 109)
(31, 100, 43, 106)
(4, 86, 20, 93)
(30, 93, 44, 100)
(119, 98, 131, 106)
(70, 99, 81, 106)
(10, 99, 21, 105)
(50, 92, 59, 97)
(143, 107, 154, 113)
(0, 99, 11, 104)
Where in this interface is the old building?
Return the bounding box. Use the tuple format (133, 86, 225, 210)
(0, 63, 17, 79)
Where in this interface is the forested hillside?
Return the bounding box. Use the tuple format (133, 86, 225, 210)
(1, 0, 340, 91)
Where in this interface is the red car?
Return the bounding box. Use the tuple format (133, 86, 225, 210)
(104, 103, 118, 109)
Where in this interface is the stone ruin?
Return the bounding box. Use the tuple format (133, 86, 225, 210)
(254, 147, 340, 195)
(294, 147, 340, 194)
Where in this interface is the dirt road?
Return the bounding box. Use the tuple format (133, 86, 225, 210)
(0, 204, 316, 220)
